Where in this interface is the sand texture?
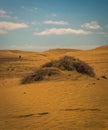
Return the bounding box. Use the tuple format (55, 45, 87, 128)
(0, 45, 108, 130)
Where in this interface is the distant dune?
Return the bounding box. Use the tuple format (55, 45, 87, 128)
(93, 44, 108, 50)
(0, 44, 108, 78)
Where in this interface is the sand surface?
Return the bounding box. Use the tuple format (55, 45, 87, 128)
(0, 45, 108, 130)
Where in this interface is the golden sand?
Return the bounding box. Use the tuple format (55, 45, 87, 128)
(0, 45, 108, 130)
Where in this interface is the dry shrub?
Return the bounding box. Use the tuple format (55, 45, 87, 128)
(22, 56, 95, 84)
(21, 67, 60, 84)
(42, 56, 95, 77)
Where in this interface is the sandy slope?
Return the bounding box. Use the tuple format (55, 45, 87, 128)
(0, 45, 108, 130)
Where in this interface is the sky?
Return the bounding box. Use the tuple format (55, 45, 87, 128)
(0, 0, 108, 51)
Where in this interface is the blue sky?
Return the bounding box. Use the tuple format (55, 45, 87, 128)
(0, 0, 108, 51)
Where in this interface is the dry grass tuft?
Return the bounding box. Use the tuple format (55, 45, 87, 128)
(42, 56, 95, 77)
(21, 67, 61, 84)
(22, 56, 95, 84)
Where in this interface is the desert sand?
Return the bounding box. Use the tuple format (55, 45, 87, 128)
(0, 45, 108, 130)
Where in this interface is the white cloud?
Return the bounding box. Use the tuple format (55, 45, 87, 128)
(0, 9, 20, 20)
(31, 21, 40, 25)
(81, 21, 101, 29)
(21, 6, 38, 13)
(34, 28, 91, 36)
(44, 20, 69, 25)
(97, 32, 108, 37)
(0, 9, 11, 18)
(0, 21, 28, 34)
(98, 32, 108, 35)
(0, 9, 5, 16)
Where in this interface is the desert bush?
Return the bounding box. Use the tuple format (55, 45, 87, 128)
(21, 67, 60, 84)
(42, 56, 76, 70)
(22, 56, 95, 84)
(73, 60, 95, 76)
(42, 56, 95, 77)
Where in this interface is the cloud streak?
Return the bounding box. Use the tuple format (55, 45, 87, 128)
(34, 28, 91, 36)
(96, 31, 108, 37)
(81, 21, 101, 29)
(44, 20, 69, 25)
(0, 9, 11, 18)
(0, 21, 28, 34)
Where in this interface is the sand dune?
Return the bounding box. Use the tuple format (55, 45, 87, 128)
(0, 45, 108, 130)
